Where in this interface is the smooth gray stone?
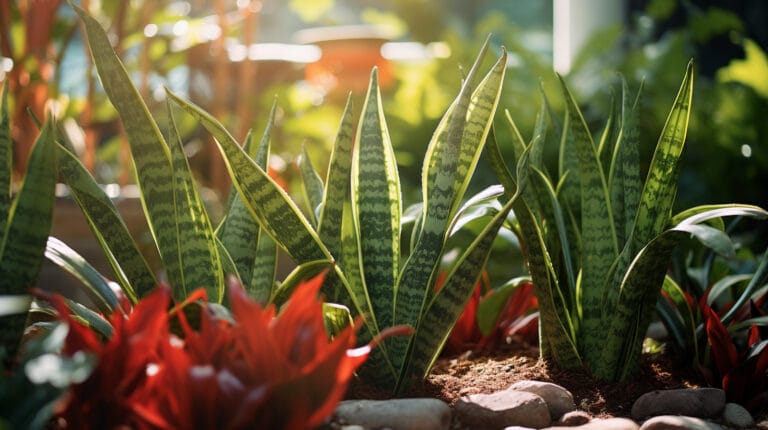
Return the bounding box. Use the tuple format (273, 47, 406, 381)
(455, 390, 551, 429)
(334, 398, 451, 430)
(509, 380, 576, 420)
(721, 403, 754, 429)
(631, 388, 726, 420)
(638, 415, 724, 430)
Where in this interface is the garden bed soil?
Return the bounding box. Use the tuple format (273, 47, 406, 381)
(346, 340, 768, 424)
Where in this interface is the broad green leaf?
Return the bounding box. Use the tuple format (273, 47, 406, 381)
(351, 68, 401, 331)
(630, 60, 694, 251)
(270, 259, 333, 305)
(298, 144, 324, 227)
(167, 102, 223, 301)
(322, 302, 353, 338)
(56, 143, 156, 302)
(44, 237, 118, 316)
(318, 95, 354, 258)
(707, 274, 752, 305)
(558, 74, 618, 357)
(0, 114, 56, 356)
(394, 48, 507, 366)
(64, 299, 113, 339)
(402, 191, 517, 390)
(720, 247, 768, 325)
(166, 90, 328, 264)
(71, 3, 182, 295)
(0, 115, 57, 294)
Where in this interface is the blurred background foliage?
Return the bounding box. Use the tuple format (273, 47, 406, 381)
(2, 0, 765, 247)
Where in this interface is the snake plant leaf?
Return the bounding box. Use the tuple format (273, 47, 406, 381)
(166, 90, 329, 265)
(351, 68, 401, 332)
(0, 113, 57, 357)
(56, 143, 156, 302)
(217, 104, 278, 300)
(269, 259, 333, 305)
(166, 103, 224, 301)
(44, 237, 119, 316)
(0, 81, 11, 233)
(559, 74, 619, 357)
(71, 3, 184, 297)
(630, 60, 694, 251)
(609, 78, 642, 247)
(402, 193, 518, 391)
(447, 185, 504, 235)
(317, 95, 354, 258)
(476, 276, 532, 335)
(393, 48, 507, 370)
(298, 144, 325, 227)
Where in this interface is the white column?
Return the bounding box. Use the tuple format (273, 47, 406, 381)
(553, 0, 625, 73)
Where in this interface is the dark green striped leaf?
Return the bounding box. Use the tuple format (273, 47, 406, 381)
(57, 143, 156, 302)
(0, 81, 11, 234)
(166, 90, 328, 264)
(298, 144, 324, 227)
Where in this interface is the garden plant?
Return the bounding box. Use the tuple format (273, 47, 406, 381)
(0, 1, 767, 428)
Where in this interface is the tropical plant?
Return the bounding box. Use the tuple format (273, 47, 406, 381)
(64, 2, 518, 394)
(0, 81, 58, 362)
(44, 272, 386, 429)
(486, 61, 768, 381)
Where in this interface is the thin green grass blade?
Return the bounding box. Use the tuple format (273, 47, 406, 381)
(56, 143, 156, 302)
(43, 237, 118, 315)
(351, 68, 401, 332)
(0, 114, 56, 357)
(318, 95, 354, 258)
(298, 144, 324, 227)
(167, 102, 223, 301)
(71, 3, 182, 294)
(0, 81, 11, 233)
(166, 90, 328, 264)
(558, 75, 619, 361)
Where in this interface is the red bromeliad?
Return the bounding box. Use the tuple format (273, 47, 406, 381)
(50, 273, 388, 429)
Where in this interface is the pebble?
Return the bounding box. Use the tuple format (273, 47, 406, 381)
(508, 380, 576, 420)
(721, 402, 754, 429)
(555, 410, 591, 426)
(333, 398, 451, 430)
(545, 417, 640, 430)
(631, 388, 726, 420)
(455, 389, 551, 429)
(638, 415, 724, 430)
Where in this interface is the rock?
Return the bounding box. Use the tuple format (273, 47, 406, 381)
(638, 415, 724, 430)
(334, 398, 451, 430)
(455, 390, 551, 429)
(340, 426, 367, 430)
(630, 388, 725, 420)
(545, 417, 639, 430)
(502, 427, 536, 430)
(721, 403, 754, 428)
(555, 410, 592, 426)
(509, 380, 576, 419)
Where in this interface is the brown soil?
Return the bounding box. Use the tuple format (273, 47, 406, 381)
(345, 340, 768, 423)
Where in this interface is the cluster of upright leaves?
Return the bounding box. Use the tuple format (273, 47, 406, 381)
(487, 62, 768, 381)
(69, 2, 518, 392)
(0, 81, 57, 360)
(60, 3, 243, 309)
(168, 40, 516, 391)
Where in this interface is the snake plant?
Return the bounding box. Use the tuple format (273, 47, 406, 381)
(167, 43, 515, 392)
(0, 81, 58, 360)
(487, 62, 768, 381)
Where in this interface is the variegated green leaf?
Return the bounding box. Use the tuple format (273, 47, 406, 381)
(71, 3, 182, 296)
(558, 75, 618, 358)
(402, 193, 517, 390)
(0, 113, 56, 357)
(318, 95, 354, 258)
(166, 90, 329, 264)
(629, 61, 694, 251)
(56, 142, 156, 302)
(351, 68, 401, 331)
(393, 49, 507, 371)
(298, 144, 324, 227)
(167, 102, 223, 301)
